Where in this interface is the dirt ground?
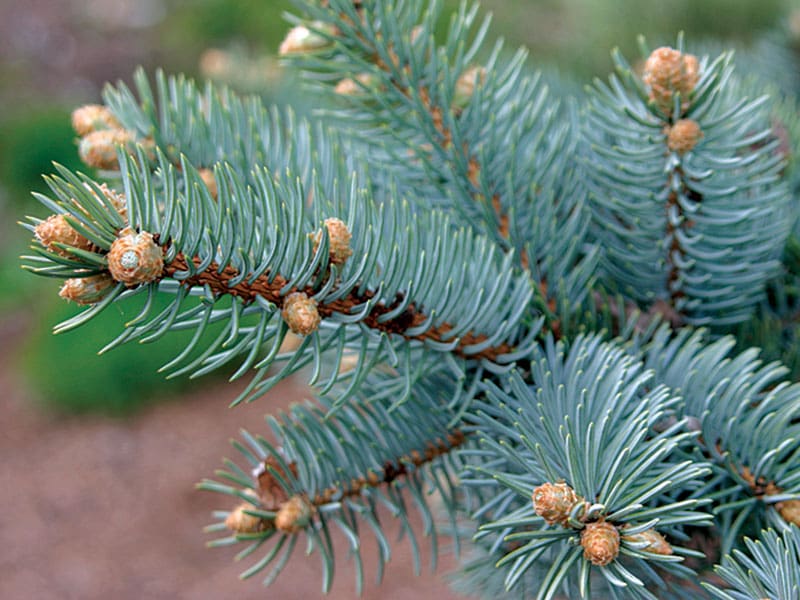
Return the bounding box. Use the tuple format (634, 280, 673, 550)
(0, 312, 464, 600)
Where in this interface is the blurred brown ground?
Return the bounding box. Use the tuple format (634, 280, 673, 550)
(0, 312, 465, 600)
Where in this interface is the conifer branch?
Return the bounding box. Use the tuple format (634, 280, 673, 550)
(199, 371, 470, 591)
(22, 148, 539, 405)
(164, 252, 512, 361)
(587, 39, 793, 326)
(282, 0, 597, 321)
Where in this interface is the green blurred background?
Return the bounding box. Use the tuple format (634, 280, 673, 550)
(1, 0, 797, 415)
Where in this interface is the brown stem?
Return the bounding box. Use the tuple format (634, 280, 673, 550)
(163, 253, 512, 361)
(256, 429, 467, 510)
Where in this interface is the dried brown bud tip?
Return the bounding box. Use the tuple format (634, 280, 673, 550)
(282, 292, 321, 335)
(667, 119, 703, 154)
(78, 129, 134, 170)
(274, 495, 314, 533)
(35, 214, 94, 256)
(621, 527, 673, 555)
(197, 168, 218, 200)
(643, 47, 699, 116)
(225, 502, 268, 534)
(313, 217, 353, 266)
(776, 499, 800, 526)
(532, 481, 582, 526)
(107, 227, 164, 286)
(279, 22, 338, 55)
(453, 66, 487, 109)
(256, 456, 298, 510)
(59, 274, 115, 305)
(581, 520, 620, 566)
(71, 104, 121, 136)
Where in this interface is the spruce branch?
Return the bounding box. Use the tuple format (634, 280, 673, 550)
(586, 37, 794, 326)
(704, 526, 800, 600)
(22, 146, 540, 405)
(282, 0, 597, 324)
(641, 326, 800, 551)
(199, 371, 468, 592)
(460, 334, 713, 599)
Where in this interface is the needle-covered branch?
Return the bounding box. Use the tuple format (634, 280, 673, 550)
(22, 150, 540, 405)
(199, 371, 468, 592)
(586, 37, 793, 326)
(281, 0, 597, 318)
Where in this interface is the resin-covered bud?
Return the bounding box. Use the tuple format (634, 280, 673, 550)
(58, 274, 115, 305)
(274, 495, 314, 533)
(581, 521, 620, 566)
(78, 129, 134, 170)
(107, 227, 163, 286)
(35, 214, 94, 256)
(643, 47, 699, 115)
(282, 292, 321, 336)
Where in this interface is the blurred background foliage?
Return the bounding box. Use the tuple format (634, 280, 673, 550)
(1, 0, 798, 415)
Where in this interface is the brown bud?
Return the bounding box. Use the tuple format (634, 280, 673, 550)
(334, 73, 378, 96)
(312, 217, 353, 266)
(78, 128, 134, 170)
(279, 22, 338, 55)
(107, 227, 164, 286)
(453, 66, 487, 110)
(532, 482, 582, 527)
(643, 47, 699, 116)
(59, 274, 115, 305)
(667, 119, 703, 154)
(199, 48, 230, 79)
(198, 168, 218, 200)
(71, 104, 121, 136)
(776, 499, 800, 526)
(35, 214, 94, 256)
(621, 527, 673, 556)
(274, 495, 314, 533)
(581, 520, 620, 566)
(224, 502, 268, 534)
(282, 292, 321, 335)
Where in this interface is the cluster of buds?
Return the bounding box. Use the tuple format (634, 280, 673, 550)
(35, 214, 94, 257)
(274, 495, 314, 533)
(642, 47, 699, 117)
(71, 104, 151, 171)
(279, 21, 339, 56)
(107, 227, 164, 286)
(312, 217, 353, 266)
(59, 274, 115, 305)
(281, 292, 322, 336)
(532, 481, 586, 527)
(581, 520, 620, 566)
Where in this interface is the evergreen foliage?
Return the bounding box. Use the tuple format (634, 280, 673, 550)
(19, 0, 800, 597)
